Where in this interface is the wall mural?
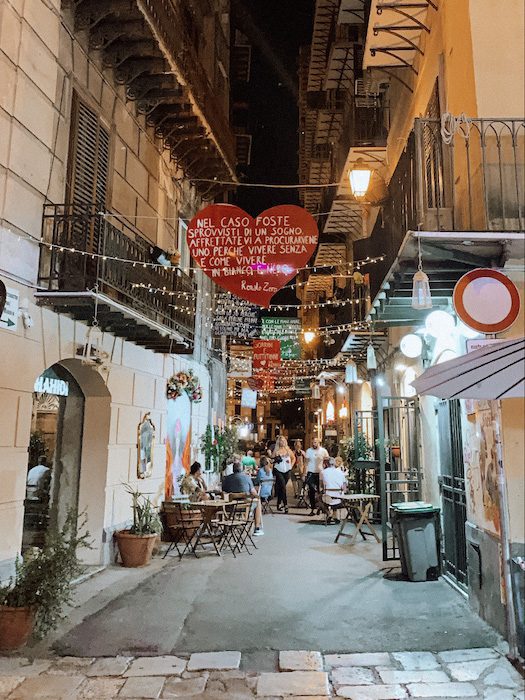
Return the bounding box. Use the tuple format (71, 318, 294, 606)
(165, 370, 202, 499)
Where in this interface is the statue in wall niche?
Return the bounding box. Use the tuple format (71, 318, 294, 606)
(137, 413, 155, 479)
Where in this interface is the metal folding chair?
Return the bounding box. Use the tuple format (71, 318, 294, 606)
(259, 479, 275, 514)
(161, 503, 203, 559)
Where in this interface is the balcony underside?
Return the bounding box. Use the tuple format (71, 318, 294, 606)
(358, 231, 525, 326)
(69, 0, 236, 196)
(34, 291, 192, 354)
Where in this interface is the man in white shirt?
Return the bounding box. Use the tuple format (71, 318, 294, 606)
(305, 438, 329, 516)
(321, 457, 347, 523)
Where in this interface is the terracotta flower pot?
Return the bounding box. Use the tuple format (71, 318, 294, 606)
(391, 446, 401, 458)
(115, 530, 157, 567)
(0, 606, 34, 651)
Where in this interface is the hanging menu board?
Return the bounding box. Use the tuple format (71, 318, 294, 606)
(252, 339, 281, 370)
(261, 317, 301, 360)
(213, 293, 260, 338)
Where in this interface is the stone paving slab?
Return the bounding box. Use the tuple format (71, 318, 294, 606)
(187, 651, 241, 671)
(336, 685, 408, 699)
(257, 671, 330, 696)
(7, 673, 85, 699)
(0, 647, 522, 699)
(279, 651, 323, 672)
(325, 653, 391, 668)
(119, 675, 166, 698)
(392, 651, 441, 670)
(407, 681, 478, 697)
(124, 656, 186, 677)
(438, 648, 500, 664)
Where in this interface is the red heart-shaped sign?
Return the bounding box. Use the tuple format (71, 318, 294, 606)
(187, 204, 319, 307)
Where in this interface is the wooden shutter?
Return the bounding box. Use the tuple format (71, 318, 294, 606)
(67, 94, 110, 253)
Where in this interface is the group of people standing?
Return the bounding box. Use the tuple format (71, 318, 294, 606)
(245, 436, 340, 516)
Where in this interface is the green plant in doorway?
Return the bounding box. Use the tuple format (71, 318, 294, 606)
(339, 433, 372, 465)
(0, 510, 91, 648)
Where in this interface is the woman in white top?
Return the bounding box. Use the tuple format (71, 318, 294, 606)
(272, 436, 296, 513)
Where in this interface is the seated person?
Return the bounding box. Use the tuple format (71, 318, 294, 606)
(222, 462, 264, 536)
(255, 457, 274, 502)
(321, 457, 347, 523)
(241, 450, 257, 472)
(180, 462, 209, 502)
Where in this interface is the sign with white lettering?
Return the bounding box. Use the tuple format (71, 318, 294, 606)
(0, 286, 18, 332)
(261, 317, 301, 359)
(34, 369, 69, 396)
(252, 339, 281, 370)
(187, 203, 318, 307)
(213, 293, 260, 338)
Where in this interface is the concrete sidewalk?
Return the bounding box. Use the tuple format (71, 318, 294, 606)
(40, 512, 501, 658)
(0, 647, 523, 698)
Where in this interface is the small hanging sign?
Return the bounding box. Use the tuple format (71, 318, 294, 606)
(187, 203, 318, 307)
(252, 339, 281, 370)
(261, 317, 301, 359)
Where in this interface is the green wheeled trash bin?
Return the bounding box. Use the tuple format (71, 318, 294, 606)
(391, 502, 441, 582)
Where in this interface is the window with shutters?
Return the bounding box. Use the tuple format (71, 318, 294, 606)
(66, 93, 110, 253)
(423, 82, 445, 209)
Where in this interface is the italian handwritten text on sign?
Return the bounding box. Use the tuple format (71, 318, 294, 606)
(213, 293, 260, 338)
(187, 204, 318, 307)
(252, 339, 281, 370)
(261, 317, 301, 359)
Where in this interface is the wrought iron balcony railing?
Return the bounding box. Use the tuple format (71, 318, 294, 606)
(38, 204, 196, 343)
(355, 116, 525, 300)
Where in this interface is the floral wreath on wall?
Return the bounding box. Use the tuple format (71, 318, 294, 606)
(166, 369, 202, 402)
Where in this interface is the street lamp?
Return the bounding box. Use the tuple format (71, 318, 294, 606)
(348, 159, 372, 198)
(303, 330, 316, 344)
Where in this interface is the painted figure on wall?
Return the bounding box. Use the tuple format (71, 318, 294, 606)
(165, 370, 202, 499)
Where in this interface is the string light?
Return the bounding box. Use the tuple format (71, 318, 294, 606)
(28, 232, 384, 275)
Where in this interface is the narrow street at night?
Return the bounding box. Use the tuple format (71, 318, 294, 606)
(1, 0, 524, 697)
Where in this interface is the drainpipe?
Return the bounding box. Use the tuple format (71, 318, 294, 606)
(494, 399, 519, 660)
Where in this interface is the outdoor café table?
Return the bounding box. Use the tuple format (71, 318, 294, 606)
(188, 500, 231, 556)
(334, 493, 381, 545)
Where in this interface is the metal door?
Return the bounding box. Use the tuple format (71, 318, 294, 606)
(438, 400, 468, 589)
(353, 397, 421, 561)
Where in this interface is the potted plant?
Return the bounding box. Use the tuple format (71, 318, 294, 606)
(0, 511, 90, 651)
(115, 485, 162, 567)
(390, 437, 401, 459)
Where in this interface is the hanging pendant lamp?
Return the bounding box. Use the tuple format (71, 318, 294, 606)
(311, 383, 321, 399)
(366, 342, 377, 370)
(345, 360, 358, 384)
(411, 235, 433, 310)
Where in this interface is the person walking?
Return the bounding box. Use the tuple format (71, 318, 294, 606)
(272, 436, 295, 513)
(305, 437, 329, 516)
(293, 439, 306, 479)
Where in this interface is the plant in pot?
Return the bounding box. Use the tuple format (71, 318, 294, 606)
(0, 510, 90, 651)
(115, 485, 162, 568)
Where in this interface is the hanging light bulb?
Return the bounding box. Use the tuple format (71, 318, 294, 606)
(345, 360, 358, 384)
(366, 342, 377, 370)
(411, 235, 432, 310)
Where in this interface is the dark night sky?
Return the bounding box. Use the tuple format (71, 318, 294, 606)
(231, 1, 314, 431)
(233, 0, 314, 307)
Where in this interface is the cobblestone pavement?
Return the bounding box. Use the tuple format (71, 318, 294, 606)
(0, 647, 522, 699)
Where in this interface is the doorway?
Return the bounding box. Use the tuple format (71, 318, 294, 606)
(438, 399, 468, 590)
(23, 364, 85, 551)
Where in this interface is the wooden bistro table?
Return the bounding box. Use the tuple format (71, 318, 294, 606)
(334, 493, 381, 545)
(188, 499, 231, 557)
